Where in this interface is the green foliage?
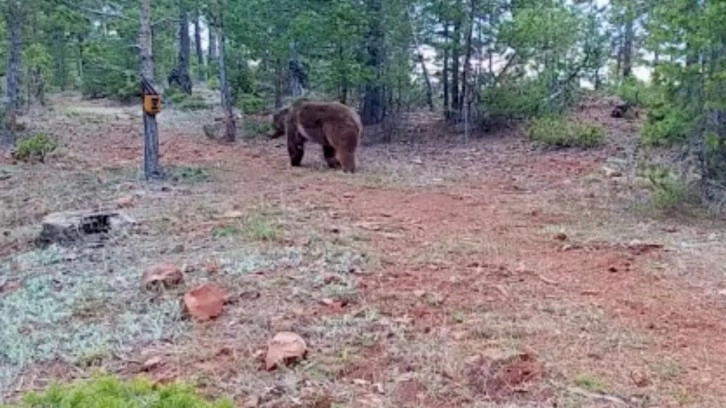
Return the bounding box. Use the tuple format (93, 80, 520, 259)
(527, 116, 604, 148)
(640, 102, 692, 146)
(613, 77, 662, 108)
(6, 374, 233, 408)
(207, 76, 220, 91)
(481, 80, 550, 120)
(80, 37, 139, 101)
(637, 164, 699, 213)
(13, 134, 57, 162)
(235, 93, 265, 114)
(23, 43, 53, 83)
(211, 225, 241, 238)
(167, 165, 211, 183)
(176, 96, 210, 111)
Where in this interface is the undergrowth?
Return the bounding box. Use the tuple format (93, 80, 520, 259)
(527, 116, 604, 148)
(3, 374, 233, 407)
(13, 134, 57, 162)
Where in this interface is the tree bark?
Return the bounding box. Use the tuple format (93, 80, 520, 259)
(459, 0, 476, 111)
(443, 22, 450, 119)
(450, 17, 462, 120)
(408, 6, 433, 111)
(2, 0, 22, 147)
(360, 0, 386, 126)
(208, 19, 217, 68)
(288, 41, 307, 97)
(621, 17, 634, 79)
(140, 0, 162, 179)
(194, 10, 204, 82)
(215, 6, 236, 142)
(168, 6, 192, 94)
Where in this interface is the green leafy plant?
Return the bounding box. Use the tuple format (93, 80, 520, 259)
(640, 101, 692, 146)
(5, 374, 233, 408)
(13, 134, 57, 162)
(526, 116, 604, 148)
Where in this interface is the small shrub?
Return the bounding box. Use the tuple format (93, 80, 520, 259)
(168, 165, 211, 183)
(244, 214, 280, 241)
(8, 374, 233, 408)
(176, 96, 210, 111)
(638, 164, 699, 212)
(640, 102, 692, 146)
(211, 225, 241, 238)
(207, 76, 219, 90)
(235, 93, 265, 114)
(13, 134, 57, 162)
(613, 77, 661, 108)
(244, 121, 273, 138)
(526, 116, 604, 148)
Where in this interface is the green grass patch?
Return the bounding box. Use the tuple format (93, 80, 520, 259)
(5, 374, 233, 407)
(527, 116, 604, 148)
(13, 133, 57, 162)
(167, 165, 212, 183)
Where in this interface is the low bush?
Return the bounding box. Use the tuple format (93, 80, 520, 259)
(526, 116, 604, 148)
(4, 374, 233, 408)
(13, 134, 57, 162)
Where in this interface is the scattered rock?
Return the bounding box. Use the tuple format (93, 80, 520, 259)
(553, 232, 567, 241)
(342, 192, 355, 199)
(183, 284, 226, 320)
(242, 395, 260, 408)
(142, 356, 163, 371)
(222, 210, 244, 219)
(663, 226, 678, 233)
(142, 263, 184, 290)
(630, 370, 650, 388)
(36, 209, 136, 247)
(265, 331, 308, 370)
(116, 195, 135, 208)
(602, 166, 622, 178)
(0, 280, 21, 295)
(464, 351, 543, 400)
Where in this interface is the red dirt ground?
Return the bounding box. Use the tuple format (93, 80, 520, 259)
(5, 95, 726, 407)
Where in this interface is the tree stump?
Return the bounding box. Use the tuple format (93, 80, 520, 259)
(36, 209, 136, 247)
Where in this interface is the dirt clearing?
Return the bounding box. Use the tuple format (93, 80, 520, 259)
(2, 94, 726, 407)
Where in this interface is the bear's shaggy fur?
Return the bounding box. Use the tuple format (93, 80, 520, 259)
(272, 99, 362, 173)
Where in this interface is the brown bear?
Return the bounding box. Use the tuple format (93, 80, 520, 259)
(272, 98, 361, 173)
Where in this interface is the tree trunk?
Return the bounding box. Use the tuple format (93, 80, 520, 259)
(208, 19, 217, 69)
(168, 6, 192, 94)
(459, 0, 476, 111)
(443, 22, 450, 119)
(216, 9, 236, 142)
(52, 29, 66, 91)
(337, 43, 348, 104)
(360, 0, 386, 126)
(451, 17, 462, 120)
(2, 0, 22, 147)
(77, 34, 84, 80)
(408, 6, 433, 111)
(140, 0, 162, 179)
(621, 18, 634, 79)
(194, 11, 204, 82)
(274, 57, 284, 108)
(288, 41, 307, 97)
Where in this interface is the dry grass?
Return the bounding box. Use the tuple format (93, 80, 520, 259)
(4, 93, 726, 407)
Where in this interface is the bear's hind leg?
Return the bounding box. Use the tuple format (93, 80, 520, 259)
(288, 140, 305, 167)
(322, 145, 341, 169)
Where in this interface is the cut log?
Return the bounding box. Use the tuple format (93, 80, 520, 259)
(36, 209, 136, 246)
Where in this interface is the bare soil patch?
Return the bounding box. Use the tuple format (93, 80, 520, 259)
(3, 94, 726, 407)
